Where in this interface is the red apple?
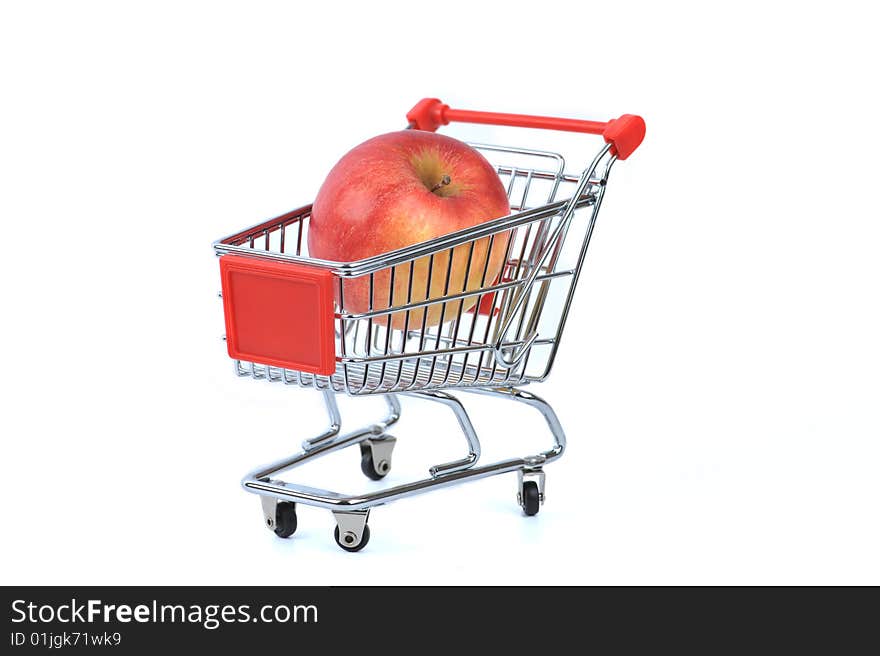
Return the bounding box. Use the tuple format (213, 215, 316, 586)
(308, 130, 510, 328)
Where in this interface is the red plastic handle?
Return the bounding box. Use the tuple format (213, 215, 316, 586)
(406, 98, 645, 160)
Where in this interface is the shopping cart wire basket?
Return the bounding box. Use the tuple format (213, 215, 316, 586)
(214, 98, 645, 551)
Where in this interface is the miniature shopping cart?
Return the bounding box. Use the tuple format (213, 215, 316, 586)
(214, 99, 645, 551)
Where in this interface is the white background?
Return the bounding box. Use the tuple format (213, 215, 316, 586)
(2, 1, 878, 585)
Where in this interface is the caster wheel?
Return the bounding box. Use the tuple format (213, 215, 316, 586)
(360, 443, 390, 480)
(521, 481, 540, 516)
(334, 525, 370, 552)
(272, 501, 298, 538)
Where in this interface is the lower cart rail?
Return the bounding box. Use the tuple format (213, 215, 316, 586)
(243, 386, 565, 551)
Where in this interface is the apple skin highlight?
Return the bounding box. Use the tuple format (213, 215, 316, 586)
(308, 130, 511, 328)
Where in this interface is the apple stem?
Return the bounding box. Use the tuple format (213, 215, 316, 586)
(430, 175, 451, 193)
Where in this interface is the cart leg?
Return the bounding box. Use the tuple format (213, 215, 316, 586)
(247, 391, 401, 539)
(464, 386, 566, 515)
(405, 390, 481, 477)
(466, 386, 566, 463)
(301, 390, 342, 450)
(247, 392, 401, 484)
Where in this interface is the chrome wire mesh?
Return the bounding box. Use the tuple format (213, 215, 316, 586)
(217, 144, 611, 395)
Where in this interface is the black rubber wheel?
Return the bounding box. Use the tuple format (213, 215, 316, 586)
(359, 443, 389, 480)
(334, 525, 370, 552)
(273, 501, 298, 538)
(522, 481, 540, 516)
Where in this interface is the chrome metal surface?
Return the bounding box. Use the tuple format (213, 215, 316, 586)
(240, 386, 567, 512)
(465, 386, 566, 465)
(405, 390, 481, 477)
(246, 394, 401, 483)
(247, 457, 529, 511)
(489, 146, 610, 368)
(301, 390, 342, 451)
